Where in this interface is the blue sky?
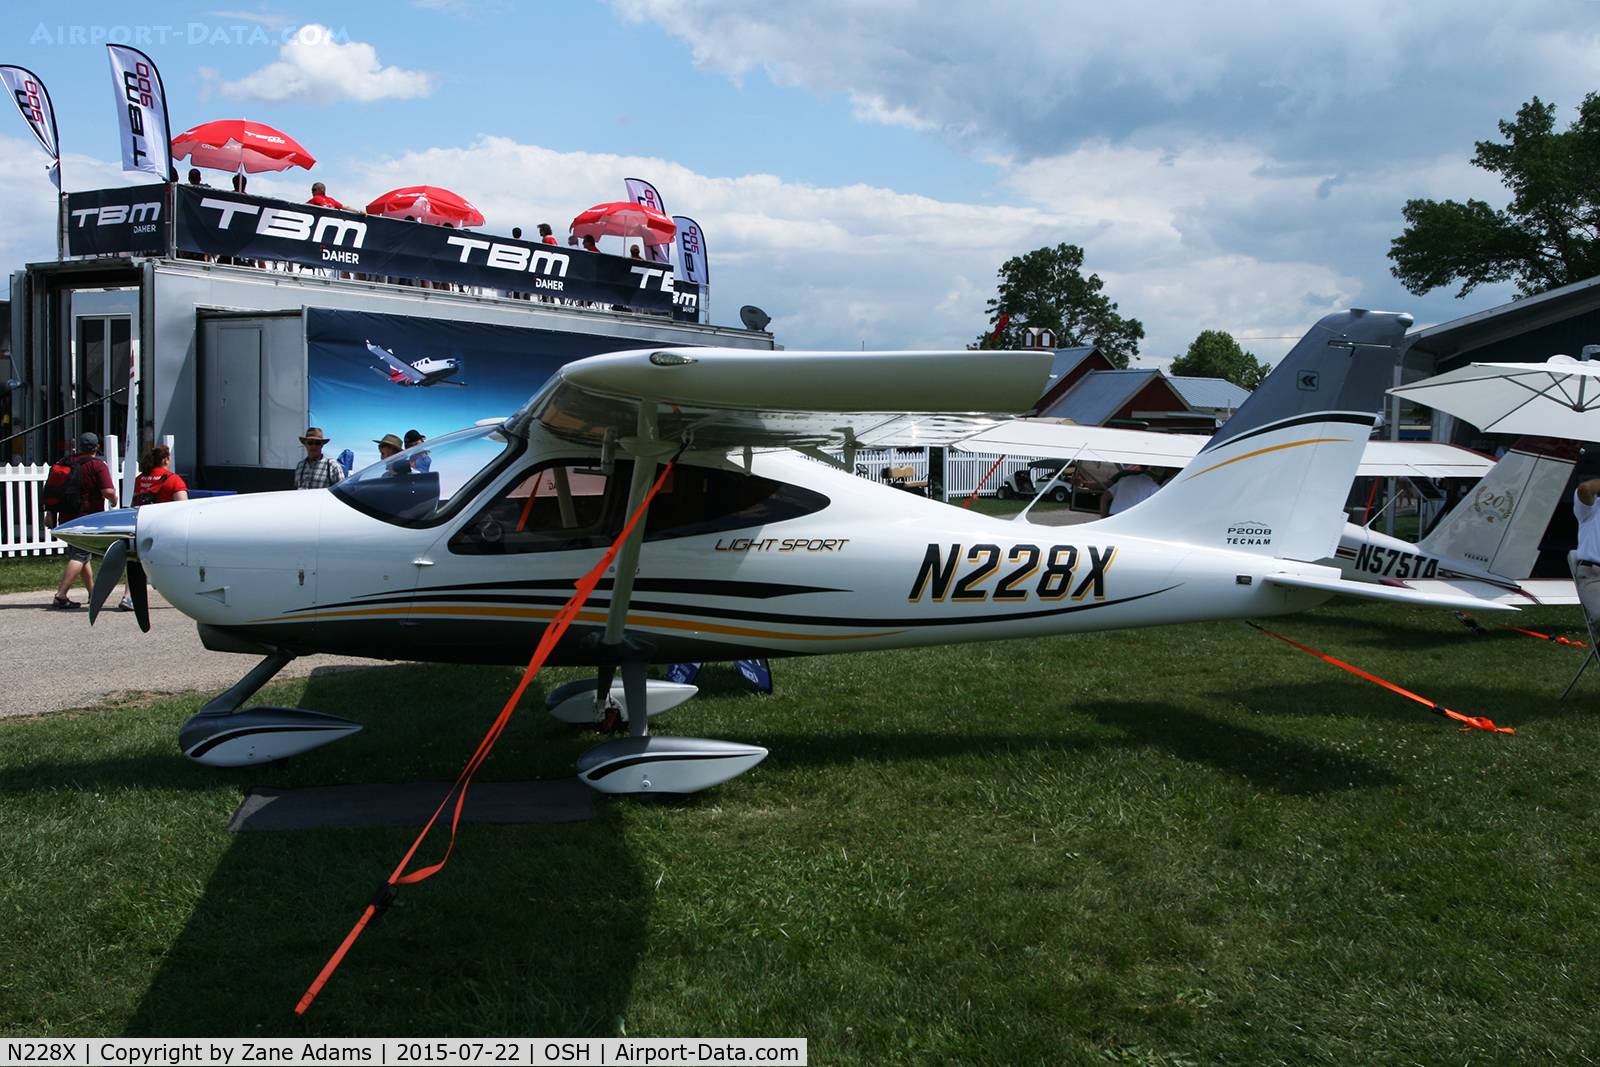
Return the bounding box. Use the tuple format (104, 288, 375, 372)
(3, 1, 1599, 368)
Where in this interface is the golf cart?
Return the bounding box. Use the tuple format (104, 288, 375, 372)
(996, 458, 1074, 502)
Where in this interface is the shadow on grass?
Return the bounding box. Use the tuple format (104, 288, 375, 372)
(101, 663, 653, 1036)
(1217, 675, 1594, 730)
(1286, 603, 1591, 650)
(1077, 699, 1403, 793)
(121, 808, 649, 1037)
(745, 700, 1399, 795)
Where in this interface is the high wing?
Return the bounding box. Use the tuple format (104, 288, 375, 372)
(366, 341, 425, 384)
(515, 347, 1056, 454)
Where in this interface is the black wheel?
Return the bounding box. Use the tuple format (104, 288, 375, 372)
(1050, 486, 1069, 503)
(997, 485, 1012, 499)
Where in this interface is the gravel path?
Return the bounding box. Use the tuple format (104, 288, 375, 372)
(0, 584, 388, 719)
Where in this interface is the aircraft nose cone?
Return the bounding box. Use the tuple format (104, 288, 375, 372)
(53, 508, 138, 555)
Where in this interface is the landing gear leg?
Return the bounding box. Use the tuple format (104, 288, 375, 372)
(594, 664, 622, 732)
(179, 649, 363, 766)
(199, 650, 295, 714)
(622, 660, 649, 738)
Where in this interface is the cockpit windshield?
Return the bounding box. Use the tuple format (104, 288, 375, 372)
(330, 423, 523, 528)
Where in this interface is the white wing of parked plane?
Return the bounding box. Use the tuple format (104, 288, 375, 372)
(1356, 441, 1497, 479)
(954, 419, 1497, 479)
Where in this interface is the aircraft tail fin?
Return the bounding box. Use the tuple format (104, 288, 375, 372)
(1095, 309, 1411, 562)
(1416, 436, 1578, 580)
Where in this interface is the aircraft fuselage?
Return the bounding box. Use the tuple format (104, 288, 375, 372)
(134, 446, 1331, 667)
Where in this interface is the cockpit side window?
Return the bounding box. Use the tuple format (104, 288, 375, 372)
(447, 459, 829, 555)
(449, 462, 615, 555)
(635, 462, 830, 541)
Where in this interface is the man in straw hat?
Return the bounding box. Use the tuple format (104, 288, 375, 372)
(375, 433, 411, 476)
(295, 428, 344, 489)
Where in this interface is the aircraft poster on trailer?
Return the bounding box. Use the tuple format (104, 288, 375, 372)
(304, 308, 668, 473)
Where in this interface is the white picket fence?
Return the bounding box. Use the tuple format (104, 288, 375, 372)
(941, 452, 1056, 501)
(1, 436, 128, 558)
(816, 447, 1056, 502)
(1, 463, 64, 556)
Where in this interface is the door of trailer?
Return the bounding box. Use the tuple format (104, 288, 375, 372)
(69, 289, 137, 455)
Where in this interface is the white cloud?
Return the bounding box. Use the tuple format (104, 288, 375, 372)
(0, 120, 1518, 369)
(611, 0, 1600, 164)
(210, 25, 437, 104)
(333, 135, 1405, 360)
(0, 138, 156, 274)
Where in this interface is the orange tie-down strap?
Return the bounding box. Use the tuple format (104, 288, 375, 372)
(1457, 610, 1587, 647)
(295, 456, 680, 1017)
(1498, 622, 1588, 648)
(964, 455, 1006, 509)
(1245, 621, 1513, 734)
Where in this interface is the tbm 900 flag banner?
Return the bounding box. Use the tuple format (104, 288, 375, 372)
(624, 177, 672, 264)
(106, 45, 171, 179)
(0, 66, 60, 188)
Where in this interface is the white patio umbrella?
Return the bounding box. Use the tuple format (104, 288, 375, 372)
(1388, 355, 1600, 439)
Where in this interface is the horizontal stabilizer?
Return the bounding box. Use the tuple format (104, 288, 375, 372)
(1402, 578, 1579, 606)
(1266, 569, 1519, 612)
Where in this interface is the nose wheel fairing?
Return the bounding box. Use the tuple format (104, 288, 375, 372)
(178, 649, 364, 767)
(180, 706, 365, 766)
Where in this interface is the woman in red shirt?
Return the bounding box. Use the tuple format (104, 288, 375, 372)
(121, 446, 190, 611)
(133, 445, 189, 506)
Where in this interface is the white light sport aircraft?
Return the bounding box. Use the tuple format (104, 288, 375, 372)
(56, 309, 1516, 795)
(959, 422, 1580, 606)
(367, 341, 466, 388)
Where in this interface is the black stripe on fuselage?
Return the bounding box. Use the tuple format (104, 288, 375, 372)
(1201, 411, 1375, 455)
(290, 583, 1183, 631)
(343, 576, 848, 605)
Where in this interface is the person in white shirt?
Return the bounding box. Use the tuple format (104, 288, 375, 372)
(1100, 466, 1163, 517)
(1571, 477, 1600, 624)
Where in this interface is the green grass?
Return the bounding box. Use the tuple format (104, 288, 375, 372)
(2, 601, 1599, 1062)
(0, 554, 66, 594)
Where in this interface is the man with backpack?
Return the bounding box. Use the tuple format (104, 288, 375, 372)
(43, 432, 117, 610)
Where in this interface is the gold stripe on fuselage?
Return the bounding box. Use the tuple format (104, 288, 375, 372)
(250, 603, 908, 643)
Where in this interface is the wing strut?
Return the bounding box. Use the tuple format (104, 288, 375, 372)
(600, 400, 680, 737)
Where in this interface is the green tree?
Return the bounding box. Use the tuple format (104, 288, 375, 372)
(1169, 330, 1271, 390)
(1389, 94, 1600, 298)
(974, 243, 1144, 367)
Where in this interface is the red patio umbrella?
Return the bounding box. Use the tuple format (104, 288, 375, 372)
(170, 119, 316, 173)
(570, 201, 677, 246)
(365, 186, 486, 227)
